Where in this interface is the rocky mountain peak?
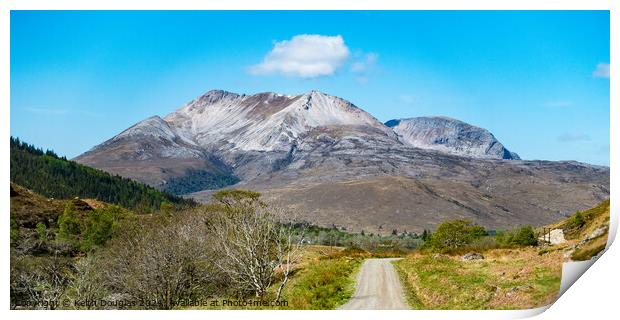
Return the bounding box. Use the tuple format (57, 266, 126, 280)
(109, 115, 176, 142)
(162, 89, 389, 152)
(189, 89, 242, 108)
(387, 116, 520, 160)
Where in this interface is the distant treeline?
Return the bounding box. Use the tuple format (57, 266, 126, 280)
(162, 168, 240, 195)
(10, 137, 193, 212)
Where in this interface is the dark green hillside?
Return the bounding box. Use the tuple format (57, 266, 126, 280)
(10, 137, 193, 212)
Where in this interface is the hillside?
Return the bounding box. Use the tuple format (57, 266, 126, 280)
(10, 137, 192, 212)
(545, 199, 610, 261)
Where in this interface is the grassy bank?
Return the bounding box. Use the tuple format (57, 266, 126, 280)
(280, 255, 361, 309)
(186, 245, 362, 310)
(547, 199, 610, 261)
(394, 247, 562, 310)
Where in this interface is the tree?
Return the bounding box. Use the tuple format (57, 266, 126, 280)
(208, 189, 305, 299)
(570, 211, 586, 229)
(98, 212, 216, 309)
(10, 136, 193, 212)
(35, 223, 47, 242)
(10, 255, 72, 309)
(57, 202, 131, 252)
(65, 255, 107, 309)
(58, 202, 82, 244)
(511, 226, 538, 246)
(273, 208, 306, 301)
(428, 219, 486, 250)
(496, 226, 538, 247)
(421, 229, 430, 242)
(81, 205, 130, 252)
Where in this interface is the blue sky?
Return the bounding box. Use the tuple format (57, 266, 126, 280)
(11, 11, 610, 165)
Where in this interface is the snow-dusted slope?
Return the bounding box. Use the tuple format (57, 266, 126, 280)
(164, 90, 389, 152)
(386, 117, 520, 160)
(81, 115, 204, 161)
(75, 89, 396, 186)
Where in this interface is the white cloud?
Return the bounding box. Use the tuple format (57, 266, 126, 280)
(250, 34, 350, 79)
(593, 62, 610, 78)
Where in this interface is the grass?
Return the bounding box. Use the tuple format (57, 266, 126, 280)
(280, 255, 362, 309)
(185, 245, 362, 310)
(544, 199, 610, 261)
(571, 235, 607, 261)
(394, 247, 562, 310)
(547, 199, 609, 241)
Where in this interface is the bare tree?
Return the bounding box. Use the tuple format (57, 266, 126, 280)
(273, 209, 306, 301)
(10, 254, 71, 309)
(209, 202, 278, 298)
(99, 211, 217, 309)
(208, 190, 306, 300)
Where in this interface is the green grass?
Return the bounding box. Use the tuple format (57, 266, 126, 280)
(395, 256, 494, 309)
(280, 257, 362, 309)
(545, 199, 610, 261)
(393, 248, 562, 310)
(185, 253, 362, 310)
(549, 199, 610, 240)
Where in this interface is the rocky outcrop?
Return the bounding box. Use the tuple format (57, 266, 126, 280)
(461, 252, 485, 261)
(550, 229, 566, 245)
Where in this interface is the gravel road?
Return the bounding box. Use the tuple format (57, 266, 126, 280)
(339, 258, 410, 310)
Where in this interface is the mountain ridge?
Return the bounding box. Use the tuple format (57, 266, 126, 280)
(74, 89, 609, 232)
(386, 116, 520, 160)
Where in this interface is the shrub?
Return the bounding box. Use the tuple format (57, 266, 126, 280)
(426, 219, 486, 251)
(35, 223, 47, 242)
(96, 211, 219, 309)
(283, 257, 361, 309)
(11, 219, 20, 244)
(570, 211, 586, 229)
(57, 202, 131, 252)
(81, 205, 129, 252)
(496, 226, 538, 247)
(58, 202, 82, 243)
(10, 255, 73, 309)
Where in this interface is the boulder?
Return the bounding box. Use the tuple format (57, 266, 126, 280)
(549, 229, 566, 245)
(461, 252, 485, 261)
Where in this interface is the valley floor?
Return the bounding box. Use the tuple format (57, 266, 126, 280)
(187, 246, 563, 310)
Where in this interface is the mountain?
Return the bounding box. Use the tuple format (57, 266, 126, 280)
(386, 117, 520, 160)
(164, 90, 389, 153)
(76, 90, 393, 188)
(74, 90, 610, 232)
(10, 137, 192, 212)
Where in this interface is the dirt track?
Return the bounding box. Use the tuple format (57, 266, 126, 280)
(339, 258, 410, 310)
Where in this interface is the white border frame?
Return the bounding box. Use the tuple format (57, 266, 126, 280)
(1, 1, 616, 320)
